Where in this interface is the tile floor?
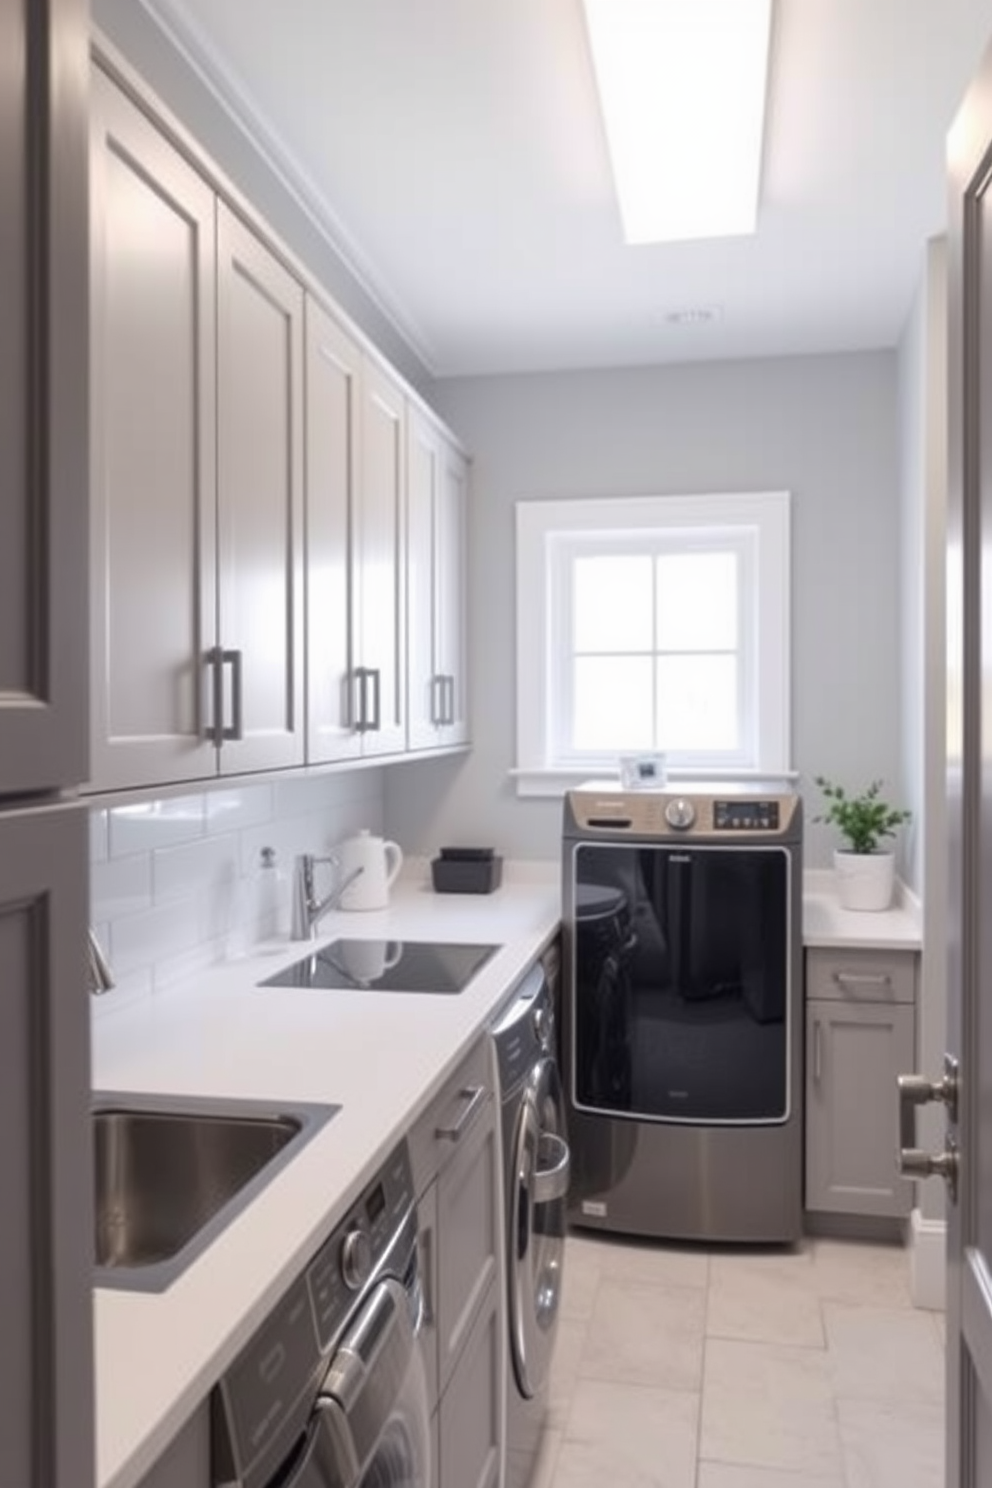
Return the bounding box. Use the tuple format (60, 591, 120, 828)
(533, 1228, 945, 1488)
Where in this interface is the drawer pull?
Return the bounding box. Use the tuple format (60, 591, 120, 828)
(813, 1020, 823, 1083)
(532, 1133, 570, 1206)
(435, 1085, 486, 1142)
(833, 972, 892, 991)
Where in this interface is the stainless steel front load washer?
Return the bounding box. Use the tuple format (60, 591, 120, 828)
(212, 1140, 430, 1488)
(491, 951, 570, 1488)
(562, 784, 803, 1243)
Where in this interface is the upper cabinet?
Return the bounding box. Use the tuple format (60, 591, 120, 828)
(89, 72, 305, 791)
(0, 0, 89, 795)
(304, 297, 362, 764)
(89, 60, 467, 796)
(356, 359, 408, 757)
(215, 205, 305, 774)
(89, 71, 218, 789)
(407, 405, 470, 751)
(305, 302, 409, 763)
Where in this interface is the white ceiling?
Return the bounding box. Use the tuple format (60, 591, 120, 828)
(140, 0, 992, 378)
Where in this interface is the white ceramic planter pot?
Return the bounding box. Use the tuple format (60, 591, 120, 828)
(833, 849, 895, 911)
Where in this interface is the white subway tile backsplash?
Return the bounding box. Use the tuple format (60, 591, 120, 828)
(90, 770, 386, 1002)
(109, 794, 207, 856)
(91, 853, 152, 921)
(90, 810, 109, 864)
(153, 834, 239, 905)
(205, 786, 275, 834)
(109, 897, 202, 980)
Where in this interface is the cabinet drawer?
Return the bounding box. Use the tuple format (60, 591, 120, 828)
(805, 948, 916, 1006)
(408, 1035, 493, 1199)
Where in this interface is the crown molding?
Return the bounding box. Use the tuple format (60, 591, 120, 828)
(136, 0, 440, 376)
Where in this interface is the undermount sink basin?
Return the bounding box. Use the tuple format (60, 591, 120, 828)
(93, 1092, 338, 1292)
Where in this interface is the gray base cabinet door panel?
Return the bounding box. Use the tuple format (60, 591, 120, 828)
(132, 1405, 210, 1488)
(436, 1087, 500, 1394)
(410, 1036, 503, 1488)
(0, 805, 93, 1488)
(89, 68, 219, 789)
(438, 1286, 502, 1488)
(805, 998, 916, 1217)
(0, 0, 89, 794)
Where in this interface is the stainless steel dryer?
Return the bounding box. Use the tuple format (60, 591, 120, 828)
(491, 952, 570, 1488)
(211, 1140, 430, 1488)
(562, 783, 803, 1244)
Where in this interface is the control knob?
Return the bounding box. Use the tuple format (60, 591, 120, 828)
(533, 1004, 554, 1049)
(340, 1227, 372, 1291)
(664, 797, 696, 831)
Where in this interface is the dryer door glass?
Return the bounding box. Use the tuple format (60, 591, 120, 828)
(571, 842, 792, 1124)
(509, 1059, 569, 1398)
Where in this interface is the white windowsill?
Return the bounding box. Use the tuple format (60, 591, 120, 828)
(510, 766, 801, 799)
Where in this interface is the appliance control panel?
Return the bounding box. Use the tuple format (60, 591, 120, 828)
(563, 785, 799, 840)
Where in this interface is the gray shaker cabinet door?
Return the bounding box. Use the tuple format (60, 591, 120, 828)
(304, 296, 363, 764)
(437, 1285, 501, 1488)
(805, 998, 916, 1217)
(88, 68, 219, 790)
(0, 805, 93, 1488)
(216, 204, 306, 774)
(0, 0, 89, 793)
(355, 359, 407, 756)
(406, 408, 470, 752)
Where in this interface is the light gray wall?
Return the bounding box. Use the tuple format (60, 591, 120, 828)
(91, 0, 433, 395)
(897, 237, 949, 1226)
(385, 352, 901, 864)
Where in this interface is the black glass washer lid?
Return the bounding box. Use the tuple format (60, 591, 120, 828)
(259, 938, 499, 992)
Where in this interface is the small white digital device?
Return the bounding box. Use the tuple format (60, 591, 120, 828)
(618, 753, 667, 790)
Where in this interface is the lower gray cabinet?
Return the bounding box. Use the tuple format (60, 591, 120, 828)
(438, 1283, 501, 1488)
(132, 1406, 211, 1488)
(805, 947, 917, 1218)
(0, 803, 93, 1488)
(410, 1036, 502, 1488)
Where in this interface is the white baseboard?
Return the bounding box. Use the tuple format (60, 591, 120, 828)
(909, 1207, 946, 1310)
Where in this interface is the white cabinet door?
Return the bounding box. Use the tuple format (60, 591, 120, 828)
(406, 405, 443, 750)
(805, 997, 916, 1217)
(436, 438, 470, 747)
(89, 70, 218, 789)
(406, 405, 469, 751)
(216, 205, 305, 774)
(304, 297, 362, 764)
(355, 359, 407, 756)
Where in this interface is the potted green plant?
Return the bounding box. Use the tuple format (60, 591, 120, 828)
(813, 776, 911, 911)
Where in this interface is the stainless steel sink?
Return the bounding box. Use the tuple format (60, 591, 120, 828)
(93, 1092, 338, 1292)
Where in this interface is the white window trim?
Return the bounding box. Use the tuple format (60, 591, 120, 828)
(515, 491, 791, 798)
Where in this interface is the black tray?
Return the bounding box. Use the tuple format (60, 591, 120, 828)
(431, 854, 503, 894)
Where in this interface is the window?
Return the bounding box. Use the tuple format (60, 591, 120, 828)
(515, 492, 790, 795)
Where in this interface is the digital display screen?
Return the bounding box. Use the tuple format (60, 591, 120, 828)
(714, 800, 780, 831)
(366, 1182, 386, 1225)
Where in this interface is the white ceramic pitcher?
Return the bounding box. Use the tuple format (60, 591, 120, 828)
(335, 829, 403, 911)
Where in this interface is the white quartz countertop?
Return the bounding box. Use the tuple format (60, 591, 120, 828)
(802, 870, 922, 950)
(91, 865, 561, 1488)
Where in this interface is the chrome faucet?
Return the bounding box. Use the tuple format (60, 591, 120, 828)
(290, 854, 365, 941)
(88, 928, 115, 994)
